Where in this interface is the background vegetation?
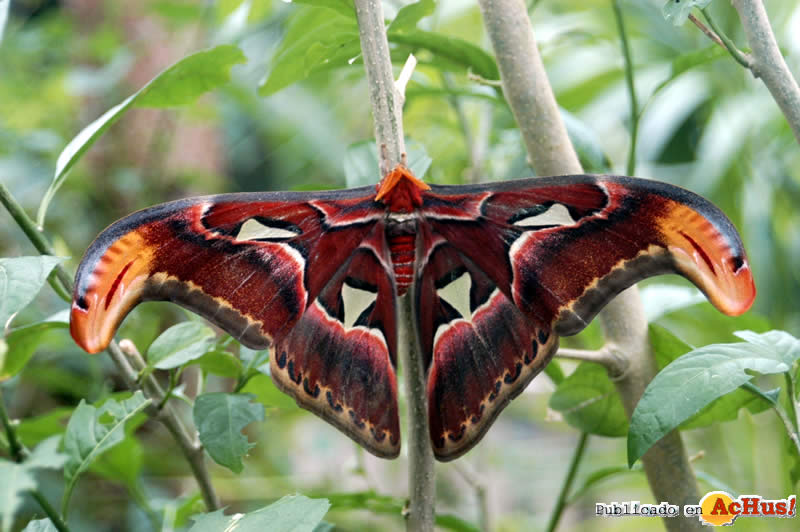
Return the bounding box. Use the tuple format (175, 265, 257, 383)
(1, 0, 799, 530)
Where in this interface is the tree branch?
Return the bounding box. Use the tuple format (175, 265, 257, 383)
(477, 1, 701, 529)
(729, 0, 800, 144)
(352, 2, 435, 531)
(0, 184, 220, 512)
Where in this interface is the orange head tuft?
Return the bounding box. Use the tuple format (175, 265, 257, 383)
(375, 165, 430, 212)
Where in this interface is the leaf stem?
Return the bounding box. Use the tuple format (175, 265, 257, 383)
(742, 381, 800, 458)
(0, 183, 72, 302)
(0, 184, 220, 512)
(699, 8, 753, 70)
(30, 489, 71, 532)
(785, 372, 800, 435)
(612, 0, 639, 175)
(545, 432, 589, 532)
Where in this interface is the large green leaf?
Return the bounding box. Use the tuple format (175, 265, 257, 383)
(193, 392, 264, 473)
(146, 322, 217, 371)
(62, 392, 151, 511)
(649, 325, 772, 430)
(0, 256, 65, 329)
(189, 495, 330, 532)
(38, 45, 246, 226)
(628, 330, 800, 466)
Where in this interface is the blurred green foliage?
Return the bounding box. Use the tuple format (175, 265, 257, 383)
(1, 1, 800, 531)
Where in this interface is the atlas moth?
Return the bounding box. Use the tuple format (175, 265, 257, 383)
(71, 164, 755, 460)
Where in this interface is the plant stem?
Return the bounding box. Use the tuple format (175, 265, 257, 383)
(0, 387, 26, 462)
(354, 0, 406, 174)
(353, 1, 435, 530)
(0, 185, 220, 512)
(545, 432, 589, 532)
(477, 1, 702, 530)
(699, 8, 754, 70)
(30, 489, 71, 532)
(611, 0, 639, 176)
(785, 373, 800, 435)
(478, 0, 581, 176)
(0, 183, 72, 302)
(729, 0, 800, 144)
(555, 347, 624, 373)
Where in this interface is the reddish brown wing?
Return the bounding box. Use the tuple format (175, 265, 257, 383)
(416, 174, 755, 460)
(70, 187, 401, 457)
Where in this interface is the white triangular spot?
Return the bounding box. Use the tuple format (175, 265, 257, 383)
(514, 203, 576, 228)
(235, 219, 297, 241)
(437, 272, 472, 321)
(341, 283, 376, 329)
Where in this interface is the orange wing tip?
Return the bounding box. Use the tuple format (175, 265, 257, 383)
(71, 233, 154, 354)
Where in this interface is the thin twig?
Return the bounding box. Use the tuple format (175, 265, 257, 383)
(0, 185, 220, 512)
(353, 1, 435, 530)
(554, 347, 625, 375)
(699, 8, 754, 70)
(687, 13, 725, 48)
(612, 0, 639, 176)
(545, 432, 589, 532)
(29, 489, 71, 532)
(729, 0, 800, 144)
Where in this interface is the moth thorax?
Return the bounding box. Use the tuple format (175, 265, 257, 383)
(387, 220, 416, 296)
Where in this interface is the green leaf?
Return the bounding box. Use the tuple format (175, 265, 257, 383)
(62, 392, 151, 511)
(662, 0, 712, 26)
(0, 437, 67, 532)
(259, 7, 359, 96)
(26, 435, 68, 470)
(291, 0, 355, 18)
(90, 436, 143, 492)
(2, 317, 69, 380)
(189, 349, 243, 378)
(628, 330, 800, 466)
(189, 494, 330, 532)
(549, 362, 628, 437)
(388, 30, 499, 80)
(21, 519, 58, 532)
(0, 256, 66, 328)
(649, 324, 772, 429)
(146, 322, 216, 370)
(239, 345, 270, 376)
(242, 373, 298, 410)
(193, 392, 264, 473)
(38, 45, 246, 226)
(388, 0, 435, 33)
